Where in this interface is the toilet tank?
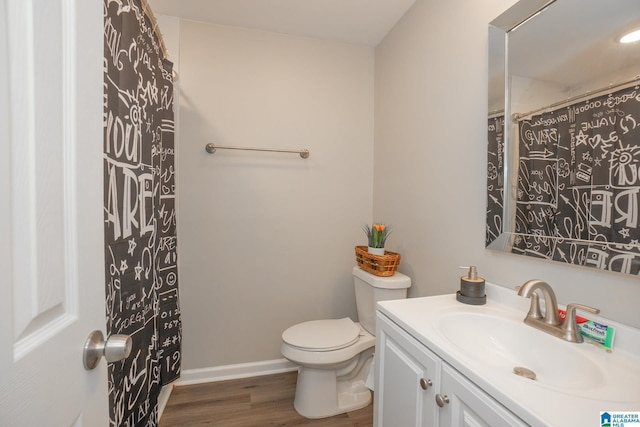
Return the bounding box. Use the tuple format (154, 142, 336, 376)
(352, 266, 411, 335)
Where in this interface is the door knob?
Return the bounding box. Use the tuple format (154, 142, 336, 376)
(83, 330, 132, 370)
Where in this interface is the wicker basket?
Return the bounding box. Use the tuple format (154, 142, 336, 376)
(355, 246, 400, 277)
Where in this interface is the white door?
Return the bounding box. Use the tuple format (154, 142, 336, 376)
(0, 0, 108, 426)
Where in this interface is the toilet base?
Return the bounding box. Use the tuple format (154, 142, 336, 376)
(293, 349, 373, 419)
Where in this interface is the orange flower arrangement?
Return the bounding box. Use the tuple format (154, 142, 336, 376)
(363, 223, 391, 248)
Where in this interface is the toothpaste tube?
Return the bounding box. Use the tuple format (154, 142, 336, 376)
(558, 309, 615, 350)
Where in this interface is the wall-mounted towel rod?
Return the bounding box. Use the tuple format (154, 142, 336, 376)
(205, 143, 310, 159)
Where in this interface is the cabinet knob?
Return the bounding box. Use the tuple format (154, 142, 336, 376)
(419, 378, 432, 390)
(435, 394, 450, 407)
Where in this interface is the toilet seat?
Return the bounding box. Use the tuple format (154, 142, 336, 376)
(282, 318, 360, 351)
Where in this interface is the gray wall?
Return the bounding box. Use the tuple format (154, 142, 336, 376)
(162, 0, 640, 373)
(374, 0, 640, 329)
(175, 20, 374, 369)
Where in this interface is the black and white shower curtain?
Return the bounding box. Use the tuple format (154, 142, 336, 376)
(104, 1, 181, 425)
(487, 115, 505, 245)
(511, 84, 640, 274)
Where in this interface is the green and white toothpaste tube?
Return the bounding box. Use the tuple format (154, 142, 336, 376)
(558, 309, 616, 350)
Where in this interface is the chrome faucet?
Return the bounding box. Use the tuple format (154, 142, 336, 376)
(517, 280, 600, 343)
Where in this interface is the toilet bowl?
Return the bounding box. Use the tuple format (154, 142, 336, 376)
(281, 267, 411, 419)
(281, 318, 375, 418)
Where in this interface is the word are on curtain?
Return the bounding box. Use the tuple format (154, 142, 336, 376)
(489, 83, 640, 275)
(103, 0, 181, 425)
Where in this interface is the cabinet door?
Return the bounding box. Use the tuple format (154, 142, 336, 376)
(375, 313, 440, 427)
(438, 364, 528, 427)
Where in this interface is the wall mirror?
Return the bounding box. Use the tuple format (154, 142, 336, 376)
(487, 0, 640, 276)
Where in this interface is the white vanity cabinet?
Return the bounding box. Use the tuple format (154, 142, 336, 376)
(375, 311, 527, 427)
(375, 312, 440, 426)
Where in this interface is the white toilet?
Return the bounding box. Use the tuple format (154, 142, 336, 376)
(281, 266, 411, 419)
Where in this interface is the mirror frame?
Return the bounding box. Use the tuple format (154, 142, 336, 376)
(487, 0, 555, 251)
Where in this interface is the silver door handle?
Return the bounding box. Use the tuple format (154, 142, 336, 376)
(83, 330, 132, 370)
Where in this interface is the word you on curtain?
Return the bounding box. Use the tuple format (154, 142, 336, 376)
(513, 83, 640, 274)
(104, 0, 181, 425)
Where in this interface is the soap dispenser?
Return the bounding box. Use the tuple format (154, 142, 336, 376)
(456, 266, 486, 305)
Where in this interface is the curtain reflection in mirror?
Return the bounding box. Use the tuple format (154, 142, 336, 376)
(510, 83, 640, 274)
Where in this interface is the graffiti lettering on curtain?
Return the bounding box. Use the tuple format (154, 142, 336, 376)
(487, 114, 505, 245)
(103, 0, 181, 425)
(512, 84, 640, 274)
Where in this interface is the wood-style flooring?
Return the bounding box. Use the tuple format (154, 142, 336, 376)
(159, 371, 374, 427)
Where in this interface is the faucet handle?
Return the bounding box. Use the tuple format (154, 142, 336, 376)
(526, 292, 543, 320)
(561, 303, 600, 343)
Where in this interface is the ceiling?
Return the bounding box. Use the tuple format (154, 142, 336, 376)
(147, 0, 416, 46)
(489, 0, 640, 111)
(508, 0, 640, 88)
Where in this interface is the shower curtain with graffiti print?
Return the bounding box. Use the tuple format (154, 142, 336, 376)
(512, 84, 640, 274)
(104, 0, 181, 425)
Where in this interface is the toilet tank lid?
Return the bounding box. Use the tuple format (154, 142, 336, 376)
(352, 266, 411, 289)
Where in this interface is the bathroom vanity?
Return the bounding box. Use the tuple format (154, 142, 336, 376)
(375, 312, 526, 426)
(374, 283, 640, 426)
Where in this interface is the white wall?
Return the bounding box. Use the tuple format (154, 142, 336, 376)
(175, 20, 374, 369)
(374, 0, 640, 329)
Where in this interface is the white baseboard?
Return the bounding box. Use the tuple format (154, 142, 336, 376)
(175, 358, 298, 386)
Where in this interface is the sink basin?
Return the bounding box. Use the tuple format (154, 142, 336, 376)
(436, 311, 606, 392)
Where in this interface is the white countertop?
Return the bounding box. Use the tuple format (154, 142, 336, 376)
(377, 282, 640, 427)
